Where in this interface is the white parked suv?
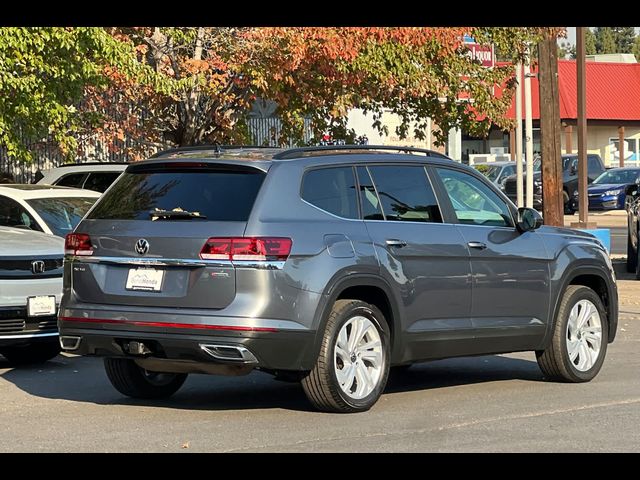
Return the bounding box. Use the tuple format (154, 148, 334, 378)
(0, 226, 64, 364)
(0, 185, 100, 237)
(36, 163, 127, 193)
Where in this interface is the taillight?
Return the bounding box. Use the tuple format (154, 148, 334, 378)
(65, 233, 94, 256)
(200, 237, 292, 262)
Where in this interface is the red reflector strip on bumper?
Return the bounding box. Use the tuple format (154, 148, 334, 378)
(59, 316, 278, 332)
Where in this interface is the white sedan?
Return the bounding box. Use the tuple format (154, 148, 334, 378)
(0, 184, 100, 237)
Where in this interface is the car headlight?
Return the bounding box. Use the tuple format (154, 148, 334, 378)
(604, 189, 623, 196)
(573, 190, 579, 197)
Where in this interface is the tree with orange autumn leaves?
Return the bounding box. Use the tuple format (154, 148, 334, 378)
(2, 27, 563, 162)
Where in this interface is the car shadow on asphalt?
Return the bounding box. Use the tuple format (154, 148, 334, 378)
(0, 353, 545, 412)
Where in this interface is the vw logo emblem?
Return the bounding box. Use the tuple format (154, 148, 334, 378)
(31, 260, 46, 274)
(135, 239, 150, 255)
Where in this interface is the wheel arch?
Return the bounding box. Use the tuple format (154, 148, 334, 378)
(546, 265, 618, 348)
(301, 273, 403, 369)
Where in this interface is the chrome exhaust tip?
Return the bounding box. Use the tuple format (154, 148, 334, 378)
(199, 344, 258, 364)
(59, 335, 81, 351)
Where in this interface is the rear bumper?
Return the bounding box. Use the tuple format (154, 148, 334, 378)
(58, 314, 316, 372)
(0, 306, 59, 347)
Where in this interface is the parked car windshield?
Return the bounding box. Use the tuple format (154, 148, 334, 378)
(593, 169, 640, 185)
(474, 164, 502, 182)
(26, 197, 97, 237)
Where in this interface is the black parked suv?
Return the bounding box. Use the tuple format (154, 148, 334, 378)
(59, 145, 618, 413)
(504, 154, 606, 213)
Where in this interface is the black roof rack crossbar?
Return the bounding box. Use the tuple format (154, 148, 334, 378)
(272, 145, 450, 160)
(149, 145, 276, 158)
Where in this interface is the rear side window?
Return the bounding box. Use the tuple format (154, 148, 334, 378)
(55, 173, 87, 188)
(88, 167, 266, 221)
(301, 167, 358, 219)
(356, 166, 383, 220)
(587, 155, 603, 174)
(368, 166, 442, 223)
(83, 172, 121, 193)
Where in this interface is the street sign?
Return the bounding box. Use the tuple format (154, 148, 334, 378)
(465, 43, 495, 68)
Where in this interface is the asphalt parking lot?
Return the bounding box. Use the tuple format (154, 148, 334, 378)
(1, 261, 639, 453)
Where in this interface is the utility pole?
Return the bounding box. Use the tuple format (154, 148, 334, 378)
(572, 27, 596, 229)
(538, 33, 564, 226)
(619, 126, 625, 167)
(524, 51, 534, 209)
(515, 63, 524, 208)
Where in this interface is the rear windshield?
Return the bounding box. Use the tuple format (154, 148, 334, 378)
(87, 167, 266, 221)
(26, 197, 97, 237)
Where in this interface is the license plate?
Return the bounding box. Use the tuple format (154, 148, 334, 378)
(126, 268, 165, 292)
(27, 295, 57, 317)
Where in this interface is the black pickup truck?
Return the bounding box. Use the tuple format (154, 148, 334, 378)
(504, 154, 606, 214)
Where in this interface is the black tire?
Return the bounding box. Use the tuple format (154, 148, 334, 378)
(104, 358, 187, 399)
(627, 229, 638, 273)
(301, 299, 390, 413)
(1, 342, 60, 365)
(563, 190, 575, 215)
(536, 285, 608, 383)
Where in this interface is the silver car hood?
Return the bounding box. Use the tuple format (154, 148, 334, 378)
(0, 226, 64, 256)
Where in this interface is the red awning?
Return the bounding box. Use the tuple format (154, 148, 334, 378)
(503, 60, 640, 122)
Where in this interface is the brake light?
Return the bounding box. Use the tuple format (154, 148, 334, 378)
(200, 237, 292, 261)
(65, 233, 94, 256)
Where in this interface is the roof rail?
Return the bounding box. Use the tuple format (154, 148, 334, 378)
(55, 161, 130, 167)
(272, 145, 450, 160)
(149, 145, 277, 158)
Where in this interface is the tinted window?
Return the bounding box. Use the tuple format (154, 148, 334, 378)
(26, 197, 96, 237)
(55, 173, 87, 188)
(356, 166, 383, 220)
(83, 172, 121, 193)
(436, 168, 513, 227)
(88, 167, 266, 221)
(588, 155, 603, 174)
(593, 169, 640, 185)
(0, 196, 42, 232)
(368, 166, 442, 223)
(302, 167, 358, 219)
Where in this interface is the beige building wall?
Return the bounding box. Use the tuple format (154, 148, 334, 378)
(346, 109, 446, 154)
(560, 124, 640, 167)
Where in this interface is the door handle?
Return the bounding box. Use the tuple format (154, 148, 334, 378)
(467, 241, 487, 250)
(386, 239, 407, 248)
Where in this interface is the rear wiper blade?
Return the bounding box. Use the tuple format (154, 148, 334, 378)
(149, 209, 207, 220)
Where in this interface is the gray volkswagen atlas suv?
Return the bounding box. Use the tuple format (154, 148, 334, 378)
(59, 145, 618, 413)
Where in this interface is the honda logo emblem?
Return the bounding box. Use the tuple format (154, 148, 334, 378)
(31, 260, 46, 274)
(135, 239, 150, 255)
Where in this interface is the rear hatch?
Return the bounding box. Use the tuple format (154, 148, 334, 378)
(69, 161, 267, 310)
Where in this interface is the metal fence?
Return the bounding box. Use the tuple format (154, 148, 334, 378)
(0, 117, 314, 184)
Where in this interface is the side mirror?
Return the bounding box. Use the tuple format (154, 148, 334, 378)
(517, 207, 543, 233)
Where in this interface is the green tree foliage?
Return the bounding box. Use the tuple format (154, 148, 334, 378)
(585, 29, 597, 55)
(594, 27, 618, 54)
(558, 41, 576, 59)
(633, 36, 640, 62)
(0, 27, 165, 162)
(613, 27, 636, 53)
